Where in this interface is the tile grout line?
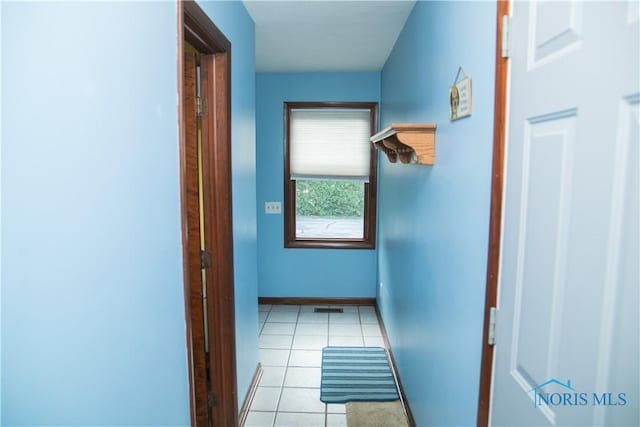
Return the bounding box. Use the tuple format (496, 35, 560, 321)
(256, 304, 274, 426)
(260, 304, 290, 426)
(259, 305, 377, 426)
(272, 305, 301, 427)
(257, 304, 271, 336)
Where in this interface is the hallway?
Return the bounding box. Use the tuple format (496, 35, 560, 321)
(4, 1, 638, 426)
(246, 304, 386, 426)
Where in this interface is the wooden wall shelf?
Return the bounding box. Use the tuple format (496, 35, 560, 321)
(370, 123, 437, 165)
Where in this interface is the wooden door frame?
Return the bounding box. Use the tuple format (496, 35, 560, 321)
(477, 1, 510, 426)
(177, 1, 237, 426)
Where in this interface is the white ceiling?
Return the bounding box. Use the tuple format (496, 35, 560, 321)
(243, 1, 416, 72)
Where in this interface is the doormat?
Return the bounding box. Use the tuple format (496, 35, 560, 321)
(320, 346, 399, 404)
(346, 400, 409, 427)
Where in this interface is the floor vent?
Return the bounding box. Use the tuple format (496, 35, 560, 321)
(314, 307, 344, 314)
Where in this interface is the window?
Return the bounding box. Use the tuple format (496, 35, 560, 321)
(284, 102, 378, 249)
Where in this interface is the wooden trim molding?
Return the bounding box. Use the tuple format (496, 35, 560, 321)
(200, 49, 238, 427)
(477, 1, 511, 426)
(258, 297, 377, 306)
(283, 102, 378, 250)
(375, 305, 416, 427)
(177, 6, 198, 424)
(184, 0, 230, 53)
(179, 1, 236, 426)
(239, 364, 262, 427)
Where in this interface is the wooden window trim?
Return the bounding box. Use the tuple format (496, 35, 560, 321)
(283, 101, 378, 250)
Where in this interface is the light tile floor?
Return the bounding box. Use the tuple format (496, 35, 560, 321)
(246, 304, 386, 427)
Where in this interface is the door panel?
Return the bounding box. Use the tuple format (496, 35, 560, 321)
(512, 112, 576, 399)
(530, 1, 582, 65)
(491, 1, 639, 425)
(595, 98, 639, 426)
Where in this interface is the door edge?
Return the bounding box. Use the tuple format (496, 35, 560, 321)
(477, 1, 511, 426)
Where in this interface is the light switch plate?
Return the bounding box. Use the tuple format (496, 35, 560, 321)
(265, 201, 281, 214)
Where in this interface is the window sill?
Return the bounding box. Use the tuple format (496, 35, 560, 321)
(285, 239, 376, 250)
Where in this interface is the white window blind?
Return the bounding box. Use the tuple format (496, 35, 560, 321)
(290, 109, 371, 181)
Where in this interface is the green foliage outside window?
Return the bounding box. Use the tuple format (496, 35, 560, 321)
(296, 180, 364, 218)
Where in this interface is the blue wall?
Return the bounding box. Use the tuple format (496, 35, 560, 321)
(256, 72, 380, 298)
(2, 2, 189, 425)
(197, 0, 259, 407)
(0, 2, 4, 422)
(2, 0, 258, 424)
(377, 2, 497, 426)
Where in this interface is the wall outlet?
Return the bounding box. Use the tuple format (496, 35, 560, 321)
(265, 201, 281, 214)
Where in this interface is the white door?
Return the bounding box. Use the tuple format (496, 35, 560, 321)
(491, 1, 639, 426)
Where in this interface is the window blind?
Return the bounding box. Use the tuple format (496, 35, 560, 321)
(290, 109, 372, 181)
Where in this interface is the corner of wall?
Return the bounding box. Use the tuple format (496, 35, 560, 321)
(376, 1, 498, 425)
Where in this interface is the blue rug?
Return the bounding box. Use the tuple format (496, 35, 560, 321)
(320, 346, 399, 404)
